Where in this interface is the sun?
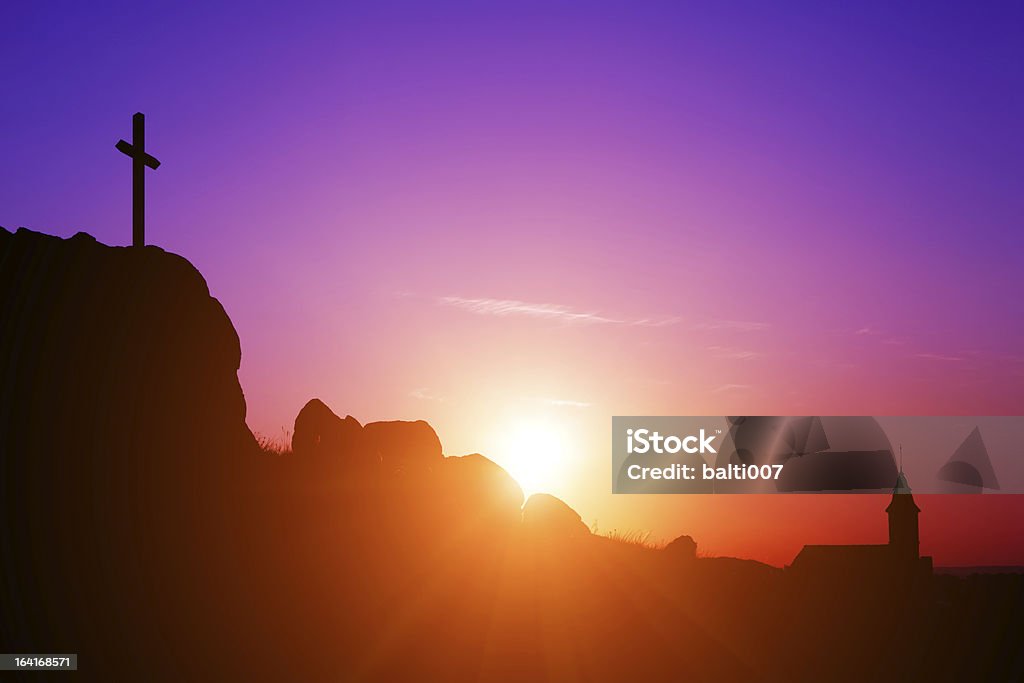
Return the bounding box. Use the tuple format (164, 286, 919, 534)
(495, 418, 570, 497)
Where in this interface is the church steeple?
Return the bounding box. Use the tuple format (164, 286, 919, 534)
(892, 470, 913, 495)
(886, 465, 921, 559)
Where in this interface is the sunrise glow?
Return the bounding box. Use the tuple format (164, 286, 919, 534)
(494, 417, 572, 497)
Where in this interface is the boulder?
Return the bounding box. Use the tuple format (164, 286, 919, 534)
(438, 453, 524, 529)
(665, 534, 698, 562)
(521, 493, 590, 538)
(292, 399, 363, 456)
(363, 419, 443, 476)
(290, 399, 379, 486)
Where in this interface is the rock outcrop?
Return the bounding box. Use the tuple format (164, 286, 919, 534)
(363, 419, 443, 475)
(0, 227, 257, 671)
(665, 534, 698, 562)
(0, 227, 255, 461)
(438, 453, 524, 530)
(293, 396, 376, 457)
(522, 493, 591, 538)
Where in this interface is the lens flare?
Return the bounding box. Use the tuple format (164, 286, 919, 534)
(496, 418, 570, 497)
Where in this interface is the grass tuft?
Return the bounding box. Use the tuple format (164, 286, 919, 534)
(590, 523, 663, 550)
(256, 428, 293, 456)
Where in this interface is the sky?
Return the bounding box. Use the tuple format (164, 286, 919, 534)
(3, 1, 1023, 566)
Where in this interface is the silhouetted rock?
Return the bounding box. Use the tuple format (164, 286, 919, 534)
(0, 228, 255, 459)
(0, 227, 257, 672)
(665, 534, 698, 562)
(363, 419, 443, 475)
(438, 453, 524, 530)
(292, 399, 361, 455)
(521, 493, 590, 538)
(290, 400, 379, 487)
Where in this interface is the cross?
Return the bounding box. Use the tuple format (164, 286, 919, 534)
(116, 112, 161, 247)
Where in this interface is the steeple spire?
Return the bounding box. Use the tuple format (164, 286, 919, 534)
(892, 445, 912, 494)
(887, 462, 920, 558)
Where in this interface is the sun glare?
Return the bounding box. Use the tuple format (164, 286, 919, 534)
(496, 418, 570, 498)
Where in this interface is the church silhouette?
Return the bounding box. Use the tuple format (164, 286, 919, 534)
(788, 471, 933, 588)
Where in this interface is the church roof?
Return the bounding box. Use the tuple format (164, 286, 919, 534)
(789, 544, 897, 575)
(793, 543, 892, 562)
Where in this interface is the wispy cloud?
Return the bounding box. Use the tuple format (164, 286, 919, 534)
(692, 319, 769, 332)
(629, 316, 682, 328)
(712, 383, 751, 393)
(914, 353, 964, 362)
(707, 345, 763, 361)
(439, 297, 620, 324)
(849, 326, 968, 362)
(409, 387, 445, 402)
(436, 296, 678, 327)
(531, 397, 592, 409)
(810, 358, 858, 370)
(854, 326, 911, 346)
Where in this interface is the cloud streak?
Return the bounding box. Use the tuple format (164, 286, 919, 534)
(409, 387, 445, 402)
(692, 319, 770, 332)
(437, 296, 677, 327)
(712, 383, 751, 393)
(439, 297, 619, 324)
(915, 353, 964, 362)
(707, 345, 763, 361)
(532, 397, 592, 409)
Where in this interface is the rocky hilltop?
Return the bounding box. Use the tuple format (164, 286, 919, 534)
(0, 227, 258, 672)
(0, 227, 255, 459)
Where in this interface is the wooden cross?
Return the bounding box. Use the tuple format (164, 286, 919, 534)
(116, 112, 161, 247)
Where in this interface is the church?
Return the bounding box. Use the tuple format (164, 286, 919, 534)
(787, 472, 933, 587)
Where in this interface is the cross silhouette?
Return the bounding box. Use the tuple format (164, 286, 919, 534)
(116, 112, 161, 248)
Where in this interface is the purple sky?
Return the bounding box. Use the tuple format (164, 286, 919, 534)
(3, 1, 1023, 563)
